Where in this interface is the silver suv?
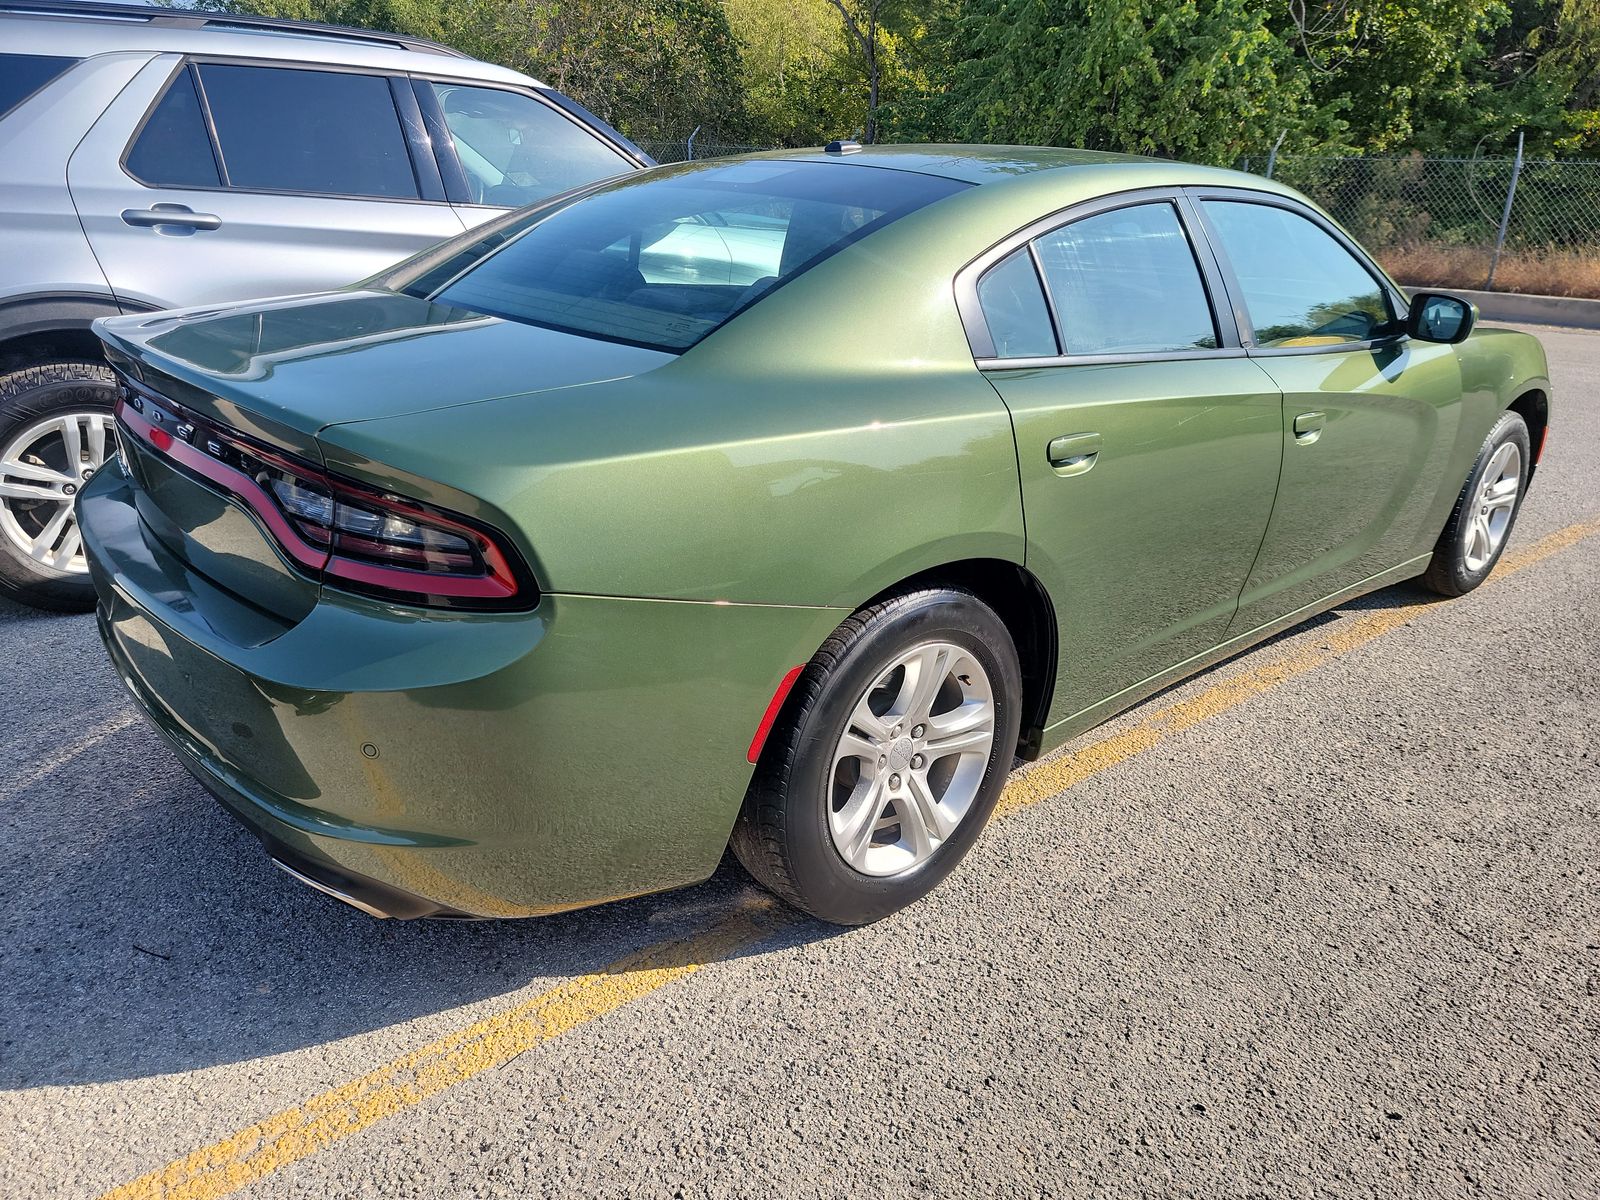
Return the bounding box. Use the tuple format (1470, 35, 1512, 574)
(0, 0, 649, 610)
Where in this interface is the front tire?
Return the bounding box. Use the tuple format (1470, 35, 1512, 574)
(732, 588, 1022, 925)
(1420, 411, 1531, 597)
(0, 361, 117, 612)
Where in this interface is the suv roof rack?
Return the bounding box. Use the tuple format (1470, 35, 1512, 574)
(0, 0, 469, 57)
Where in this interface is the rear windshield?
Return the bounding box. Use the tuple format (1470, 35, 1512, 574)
(421, 159, 970, 351)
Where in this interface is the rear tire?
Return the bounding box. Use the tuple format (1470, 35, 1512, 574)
(1420, 411, 1531, 598)
(0, 360, 117, 613)
(732, 588, 1022, 925)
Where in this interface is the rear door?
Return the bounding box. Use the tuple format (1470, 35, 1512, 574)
(962, 192, 1284, 720)
(68, 56, 466, 311)
(1191, 191, 1464, 635)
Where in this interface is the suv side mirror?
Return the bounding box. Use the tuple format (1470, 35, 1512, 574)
(1407, 292, 1476, 344)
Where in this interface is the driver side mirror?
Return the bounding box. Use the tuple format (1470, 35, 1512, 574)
(1407, 292, 1476, 344)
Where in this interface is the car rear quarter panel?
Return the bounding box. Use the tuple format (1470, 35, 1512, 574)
(315, 183, 1070, 608)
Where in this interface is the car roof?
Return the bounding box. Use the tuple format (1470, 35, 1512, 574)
(750, 143, 1279, 192)
(0, 0, 538, 87)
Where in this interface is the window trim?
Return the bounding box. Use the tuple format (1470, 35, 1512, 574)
(119, 56, 450, 206)
(409, 76, 638, 210)
(119, 60, 226, 191)
(1184, 186, 1411, 358)
(955, 187, 1242, 369)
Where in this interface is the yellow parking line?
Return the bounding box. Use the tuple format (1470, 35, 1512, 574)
(1, 709, 137, 802)
(100, 900, 790, 1200)
(97, 517, 1597, 1200)
(1000, 517, 1600, 817)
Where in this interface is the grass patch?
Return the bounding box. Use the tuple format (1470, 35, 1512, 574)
(1377, 242, 1600, 299)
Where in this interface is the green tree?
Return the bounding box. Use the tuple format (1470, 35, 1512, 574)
(723, 0, 865, 144)
(932, 0, 1329, 164)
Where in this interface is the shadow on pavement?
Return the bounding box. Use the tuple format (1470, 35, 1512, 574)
(0, 579, 1442, 1088)
(0, 599, 837, 1089)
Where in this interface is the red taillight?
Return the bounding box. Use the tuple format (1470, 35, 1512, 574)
(114, 389, 535, 611)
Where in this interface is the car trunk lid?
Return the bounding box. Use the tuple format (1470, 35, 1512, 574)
(96, 290, 669, 625)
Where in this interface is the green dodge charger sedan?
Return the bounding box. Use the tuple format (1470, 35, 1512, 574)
(79, 145, 1551, 925)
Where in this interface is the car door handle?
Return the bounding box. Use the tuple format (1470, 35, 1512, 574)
(1293, 411, 1326, 445)
(121, 204, 222, 233)
(1047, 432, 1101, 476)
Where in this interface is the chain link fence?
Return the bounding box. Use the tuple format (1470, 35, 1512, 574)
(635, 138, 778, 164)
(1238, 153, 1600, 297)
(625, 141, 1600, 297)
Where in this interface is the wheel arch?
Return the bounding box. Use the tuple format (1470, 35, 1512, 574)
(1507, 387, 1549, 474)
(859, 558, 1057, 761)
(0, 292, 153, 377)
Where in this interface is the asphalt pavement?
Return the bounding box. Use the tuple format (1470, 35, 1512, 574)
(2, 325, 1596, 1199)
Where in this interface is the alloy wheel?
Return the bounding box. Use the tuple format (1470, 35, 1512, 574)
(1462, 441, 1521, 572)
(0, 411, 114, 575)
(827, 640, 997, 877)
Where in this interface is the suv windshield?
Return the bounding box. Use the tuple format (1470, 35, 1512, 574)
(422, 160, 970, 351)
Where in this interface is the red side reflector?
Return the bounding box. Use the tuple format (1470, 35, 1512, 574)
(1535, 423, 1548, 464)
(148, 426, 173, 452)
(747, 665, 805, 764)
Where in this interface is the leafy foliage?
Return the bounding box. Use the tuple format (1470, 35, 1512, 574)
(191, 0, 1600, 156)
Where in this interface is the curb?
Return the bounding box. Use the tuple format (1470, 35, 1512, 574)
(1403, 285, 1600, 331)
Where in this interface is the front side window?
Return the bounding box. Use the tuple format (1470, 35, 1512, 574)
(975, 248, 1057, 358)
(426, 82, 630, 207)
(1204, 200, 1394, 347)
(1033, 204, 1218, 355)
(197, 64, 418, 199)
(425, 160, 968, 351)
(0, 53, 78, 119)
(125, 68, 221, 189)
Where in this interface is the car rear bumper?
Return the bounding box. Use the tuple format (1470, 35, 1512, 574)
(79, 464, 842, 919)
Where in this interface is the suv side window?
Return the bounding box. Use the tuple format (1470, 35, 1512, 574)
(1033, 203, 1218, 355)
(0, 53, 78, 119)
(197, 64, 419, 199)
(125, 68, 221, 189)
(1203, 200, 1394, 347)
(423, 82, 630, 207)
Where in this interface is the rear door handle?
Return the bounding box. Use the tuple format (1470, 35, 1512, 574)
(1047, 432, 1101, 476)
(1293, 411, 1326, 444)
(121, 204, 222, 234)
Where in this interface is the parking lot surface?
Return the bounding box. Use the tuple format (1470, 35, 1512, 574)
(2, 326, 1597, 1200)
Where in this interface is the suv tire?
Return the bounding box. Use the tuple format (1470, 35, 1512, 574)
(0, 360, 118, 612)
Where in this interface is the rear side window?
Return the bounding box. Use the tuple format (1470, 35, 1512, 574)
(1203, 200, 1394, 346)
(1033, 204, 1218, 355)
(0, 53, 78, 119)
(975, 248, 1057, 358)
(427, 160, 968, 352)
(425, 82, 629, 207)
(126, 68, 221, 188)
(197, 64, 418, 199)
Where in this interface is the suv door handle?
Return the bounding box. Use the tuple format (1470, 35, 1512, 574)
(121, 205, 222, 234)
(1293, 411, 1326, 445)
(1047, 432, 1101, 476)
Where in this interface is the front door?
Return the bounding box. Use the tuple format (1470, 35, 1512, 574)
(1193, 196, 1464, 635)
(969, 199, 1284, 720)
(68, 57, 466, 311)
